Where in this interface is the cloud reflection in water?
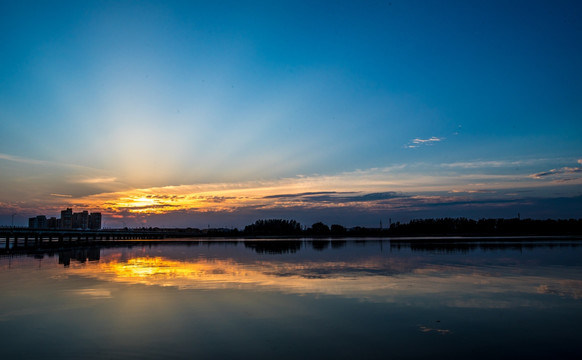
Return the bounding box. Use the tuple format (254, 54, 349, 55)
(63, 249, 582, 308)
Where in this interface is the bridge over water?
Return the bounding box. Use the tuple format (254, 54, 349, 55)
(0, 228, 201, 253)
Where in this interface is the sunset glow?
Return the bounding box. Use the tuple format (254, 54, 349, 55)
(58, 164, 582, 225)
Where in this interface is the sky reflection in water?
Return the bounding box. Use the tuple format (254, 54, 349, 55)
(1, 240, 582, 359)
(62, 242, 582, 307)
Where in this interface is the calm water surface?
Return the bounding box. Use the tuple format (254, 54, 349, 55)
(1, 239, 581, 359)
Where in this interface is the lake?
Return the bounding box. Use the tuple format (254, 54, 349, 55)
(1, 239, 581, 359)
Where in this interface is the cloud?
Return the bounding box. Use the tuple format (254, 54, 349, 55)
(111, 204, 180, 211)
(145, 194, 186, 200)
(449, 189, 497, 194)
(0, 152, 94, 170)
(405, 136, 444, 149)
(264, 191, 404, 204)
(263, 191, 341, 199)
(418, 326, 451, 335)
(419, 198, 518, 208)
(0, 153, 49, 166)
(75, 177, 118, 184)
(530, 167, 582, 179)
(442, 160, 523, 169)
(50, 193, 73, 198)
(527, 159, 582, 181)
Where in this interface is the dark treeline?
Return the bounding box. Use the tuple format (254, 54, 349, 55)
(13, 217, 579, 238)
(243, 219, 302, 236)
(241, 218, 582, 237)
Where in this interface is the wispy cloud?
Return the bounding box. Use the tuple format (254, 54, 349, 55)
(0, 153, 49, 166)
(439, 157, 580, 170)
(442, 160, 522, 169)
(406, 137, 444, 149)
(264, 191, 404, 203)
(449, 189, 497, 194)
(75, 177, 118, 184)
(530, 166, 582, 179)
(419, 326, 451, 335)
(0, 152, 94, 170)
(50, 193, 73, 198)
(263, 191, 341, 199)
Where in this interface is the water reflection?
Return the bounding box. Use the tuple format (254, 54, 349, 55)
(58, 248, 101, 266)
(1, 240, 582, 360)
(29, 240, 579, 305)
(244, 240, 302, 254)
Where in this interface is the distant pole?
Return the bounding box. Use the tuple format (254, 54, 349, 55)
(11, 213, 16, 227)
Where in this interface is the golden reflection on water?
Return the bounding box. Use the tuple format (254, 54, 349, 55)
(97, 257, 257, 287)
(65, 253, 582, 305)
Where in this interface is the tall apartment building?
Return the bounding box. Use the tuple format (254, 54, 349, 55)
(61, 208, 73, 229)
(89, 213, 102, 230)
(48, 217, 58, 229)
(28, 215, 48, 229)
(72, 211, 89, 229)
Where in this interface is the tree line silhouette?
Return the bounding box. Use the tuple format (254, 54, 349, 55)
(241, 217, 582, 237)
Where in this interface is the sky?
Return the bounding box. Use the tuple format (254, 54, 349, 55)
(1, 0, 581, 228)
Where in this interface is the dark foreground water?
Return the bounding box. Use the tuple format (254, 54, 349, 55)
(1, 239, 581, 359)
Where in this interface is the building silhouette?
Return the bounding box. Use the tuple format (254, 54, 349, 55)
(88, 212, 102, 230)
(61, 208, 73, 229)
(29, 208, 102, 230)
(28, 215, 47, 229)
(72, 211, 89, 229)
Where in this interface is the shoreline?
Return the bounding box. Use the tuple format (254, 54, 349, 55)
(2, 235, 582, 257)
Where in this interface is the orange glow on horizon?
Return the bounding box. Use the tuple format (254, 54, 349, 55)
(69, 179, 383, 215)
(57, 166, 581, 218)
(66, 173, 440, 216)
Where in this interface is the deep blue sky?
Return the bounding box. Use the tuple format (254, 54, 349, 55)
(1, 0, 581, 228)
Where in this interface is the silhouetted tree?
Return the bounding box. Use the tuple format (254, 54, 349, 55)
(309, 222, 330, 236)
(330, 224, 347, 236)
